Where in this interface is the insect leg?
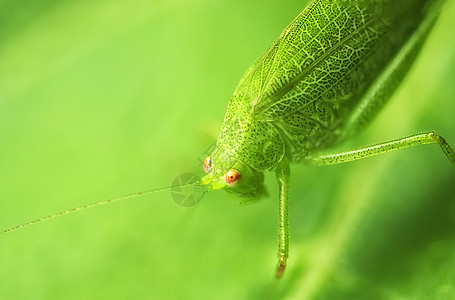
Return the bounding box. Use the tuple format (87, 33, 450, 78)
(304, 131, 455, 166)
(275, 159, 290, 279)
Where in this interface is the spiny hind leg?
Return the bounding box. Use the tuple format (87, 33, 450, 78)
(304, 131, 455, 166)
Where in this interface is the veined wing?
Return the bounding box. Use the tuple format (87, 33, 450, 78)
(238, 0, 443, 126)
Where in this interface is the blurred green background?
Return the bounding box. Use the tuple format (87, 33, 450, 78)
(1, 0, 454, 299)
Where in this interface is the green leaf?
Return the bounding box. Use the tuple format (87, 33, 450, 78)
(0, 0, 454, 299)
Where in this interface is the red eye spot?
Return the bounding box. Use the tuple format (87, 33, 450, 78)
(224, 169, 240, 185)
(203, 156, 212, 173)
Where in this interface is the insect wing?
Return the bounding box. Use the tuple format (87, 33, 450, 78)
(237, 0, 445, 132)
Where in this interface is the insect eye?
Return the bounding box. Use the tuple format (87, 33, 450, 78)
(203, 156, 212, 173)
(224, 169, 240, 185)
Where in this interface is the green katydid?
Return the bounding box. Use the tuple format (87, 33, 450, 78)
(1, 0, 454, 281)
(199, 0, 455, 278)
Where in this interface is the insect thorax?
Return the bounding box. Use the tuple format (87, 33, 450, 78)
(216, 92, 343, 170)
(216, 97, 285, 171)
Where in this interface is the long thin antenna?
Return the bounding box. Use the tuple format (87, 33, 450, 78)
(0, 182, 196, 236)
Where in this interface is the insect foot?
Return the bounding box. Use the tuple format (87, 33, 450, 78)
(276, 257, 287, 279)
